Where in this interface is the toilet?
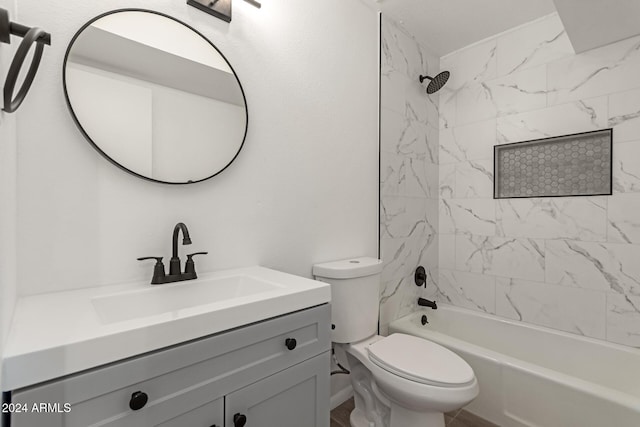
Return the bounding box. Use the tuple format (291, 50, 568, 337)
(313, 257, 478, 427)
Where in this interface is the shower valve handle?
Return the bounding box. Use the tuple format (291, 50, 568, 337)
(415, 266, 427, 287)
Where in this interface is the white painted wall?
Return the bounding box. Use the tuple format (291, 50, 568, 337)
(15, 0, 378, 296)
(0, 0, 18, 396)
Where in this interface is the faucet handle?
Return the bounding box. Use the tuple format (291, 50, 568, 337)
(186, 252, 208, 259)
(137, 257, 166, 285)
(137, 256, 163, 262)
(185, 252, 208, 276)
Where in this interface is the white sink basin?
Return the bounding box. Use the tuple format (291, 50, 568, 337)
(92, 275, 285, 323)
(3, 266, 330, 391)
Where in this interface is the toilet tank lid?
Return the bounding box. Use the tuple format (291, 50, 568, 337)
(313, 257, 383, 279)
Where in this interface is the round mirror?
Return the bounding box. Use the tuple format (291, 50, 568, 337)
(63, 9, 248, 184)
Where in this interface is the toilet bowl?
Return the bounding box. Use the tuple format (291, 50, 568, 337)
(343, 334, 478, 427)
(313, 257, 478, 427)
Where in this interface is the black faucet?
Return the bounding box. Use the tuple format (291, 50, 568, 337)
(137, 222, 208, 285)
(418, 298, 437, 310)
(170, 222, 192, 275)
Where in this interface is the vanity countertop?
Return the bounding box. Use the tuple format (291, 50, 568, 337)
(2, 266, 330, 391)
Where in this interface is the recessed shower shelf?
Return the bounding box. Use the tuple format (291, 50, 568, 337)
(494, 128, 612, 199)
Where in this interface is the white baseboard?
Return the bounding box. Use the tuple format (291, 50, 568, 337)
(330, 384, 354, 410)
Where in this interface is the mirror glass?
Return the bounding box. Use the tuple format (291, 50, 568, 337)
(63, 10, 248, 184)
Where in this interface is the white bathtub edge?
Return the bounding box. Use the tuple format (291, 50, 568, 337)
(389, 307, 640, 421)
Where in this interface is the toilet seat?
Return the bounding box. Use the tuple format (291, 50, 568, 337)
(367, 333, 475, 387)
(344, 334, 479, 413)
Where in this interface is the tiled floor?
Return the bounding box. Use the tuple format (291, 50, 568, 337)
(443, 407, 500, 427)
(330, 398, 354, 427)
(330, 398, 499, 427)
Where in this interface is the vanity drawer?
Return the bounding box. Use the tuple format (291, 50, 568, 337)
(10, 304, 330, 427)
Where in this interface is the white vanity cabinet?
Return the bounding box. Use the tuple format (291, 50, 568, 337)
(7, 304, 330, 427)
(225, 352, 329, 427)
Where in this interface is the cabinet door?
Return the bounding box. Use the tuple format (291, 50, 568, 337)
(9, 395, 223, 427)
(156, 398, 223, 427)
(226, 351, 330, 427)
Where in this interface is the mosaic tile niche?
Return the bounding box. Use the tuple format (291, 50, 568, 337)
(494, 129, 612, 198)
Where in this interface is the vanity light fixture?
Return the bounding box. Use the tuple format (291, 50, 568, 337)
(244, 0, 262, 8)
(187, 0, 232, 22)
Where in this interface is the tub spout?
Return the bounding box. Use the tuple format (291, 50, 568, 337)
(418, 298, 437, 309)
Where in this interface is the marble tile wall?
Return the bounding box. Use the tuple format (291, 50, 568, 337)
(435, 12, 640, 347)
(379, 15, 439, 334)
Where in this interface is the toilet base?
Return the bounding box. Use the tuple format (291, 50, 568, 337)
(347, 402, 446, 427)
(345, 350, 448, 427)
(390, 402, 444, 427)
(349, 407, 374, 427)
(349, 356, 389, 426)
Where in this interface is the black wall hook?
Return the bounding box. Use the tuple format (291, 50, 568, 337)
(0, 9, 51, 46)
(1, 8, 51, 113)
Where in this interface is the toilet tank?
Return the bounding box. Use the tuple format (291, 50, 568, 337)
(313, 257, 383, 344)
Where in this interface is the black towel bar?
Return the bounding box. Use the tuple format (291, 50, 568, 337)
(0, 8, 51, 113)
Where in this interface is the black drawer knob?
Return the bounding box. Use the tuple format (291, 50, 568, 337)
(234, 413, 247, 427)
(285, 338, 297, 350)
(129, 391, 148, 411)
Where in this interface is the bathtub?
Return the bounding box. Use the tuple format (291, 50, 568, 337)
(389, 305, 640, 427)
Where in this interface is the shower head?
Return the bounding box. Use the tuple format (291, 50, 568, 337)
(419, 71, 450, 94)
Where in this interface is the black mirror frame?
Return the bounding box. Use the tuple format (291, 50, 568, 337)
(62, 8, 249, 185)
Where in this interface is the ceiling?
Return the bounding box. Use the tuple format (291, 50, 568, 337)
(554, 0, 640, 53)
(373, 0, 557, 56)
